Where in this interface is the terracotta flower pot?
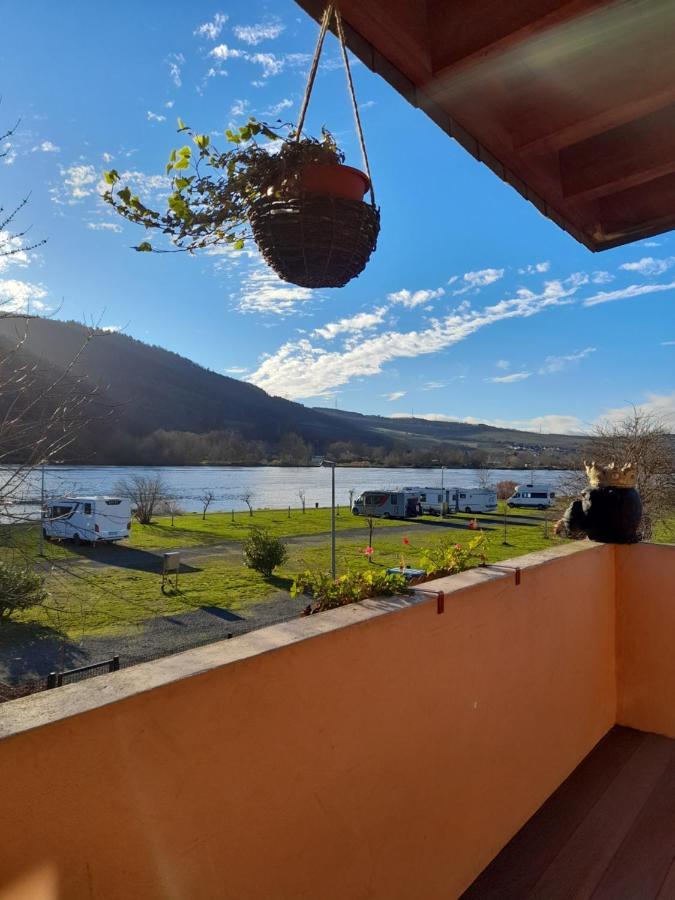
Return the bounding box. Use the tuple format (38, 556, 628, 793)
(298, 164, 370, 201)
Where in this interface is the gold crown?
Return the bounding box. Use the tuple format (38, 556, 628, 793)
(584, 460, 638, 488)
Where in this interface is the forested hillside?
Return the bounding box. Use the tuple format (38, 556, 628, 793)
(0, 316, 583, 466)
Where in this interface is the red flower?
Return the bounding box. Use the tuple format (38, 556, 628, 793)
(402, 537, 410, 545)
(455, 544, 462, 551)
(363, 546, 374, 556)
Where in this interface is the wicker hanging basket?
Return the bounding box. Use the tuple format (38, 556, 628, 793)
(248, 5, 380, 289)
(249, 192, 380, 289)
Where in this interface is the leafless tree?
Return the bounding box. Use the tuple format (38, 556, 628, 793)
(584, 407, 674, 540)
(298, 488, 306, 513)
(241, 491, 253, 516)
(115, 475, 168, 525)
(199, 489, 215, 520)
(157, 497, 183, 526)
(474, 468, 494, 490)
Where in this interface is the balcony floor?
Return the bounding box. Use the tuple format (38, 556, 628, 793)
(462, 726, 675, 899)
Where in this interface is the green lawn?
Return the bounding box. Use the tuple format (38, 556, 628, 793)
(0, 507, 671, 643)
(128, 506, 404, 549)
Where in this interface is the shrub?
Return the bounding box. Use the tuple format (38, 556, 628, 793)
(496, 480, 518, 500)
(0, 563, 48, 623)
(291, 569, 408, 613)
(420, 534, 488, 579)
(242, 527, 288, 577)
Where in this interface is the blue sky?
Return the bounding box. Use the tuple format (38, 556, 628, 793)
(1, 0, 674, 434)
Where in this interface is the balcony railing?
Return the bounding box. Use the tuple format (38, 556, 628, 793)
(0, 540, 673, 899)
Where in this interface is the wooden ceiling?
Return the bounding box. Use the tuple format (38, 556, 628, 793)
(295, 0, 675, 251)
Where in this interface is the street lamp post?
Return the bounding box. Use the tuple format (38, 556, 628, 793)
(440, 465, 446, 518)
(312, 456, 337, 579)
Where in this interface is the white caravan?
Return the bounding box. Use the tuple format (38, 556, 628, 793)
(42, 496, 132, 544)
(402, 486, 498, 515)
(352, 490, 421, 519)
(507, 485, 557, 510)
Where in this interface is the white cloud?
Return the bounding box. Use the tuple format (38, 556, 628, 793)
(619, 256, 675, 276)
(31, 140, 60, 153)
(264, 97, 293, 117)
(518, 261, 550, 275)
(383, 391, 406, 402)
(2, 144, 17, 166)
(248, 276, 581, 399)
(235, 266, 313, 315)
(495, 359, 510, 370)
(86, 222, 122, 233)
(644, 241, 661, 248)
(100, 325, 121, 333)
(230, 99, 249, 118)
(250, 52, 284, 77)
(662, 340, 675, 346)
(422, 381, 446, 390)
(312, 307, 388, 340)
(56, 163, 99, 203)
(591, 270, 614, 284)
(147, 111, 166, 123)
(233, 22, 285, 45)
(0, 231, 30, 272)
(165, 100, 175, 109)
(583, 280, 675, 307)
(597, 392, 675, 428)
(194, 12, 228, 40)
(102, 152, 114, 163)
(387, 286, 444, 308)
(224, 366, 249, 375)
(0, 279, 48, 313)
(454, 267, 505, 295)
(538, 346, 596, 375)
(167, 52, 185, 87)
(485, 372, 530, 383)
(210, 43, 246, 61)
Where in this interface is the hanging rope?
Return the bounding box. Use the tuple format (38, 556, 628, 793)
(294, 4, 376, 206)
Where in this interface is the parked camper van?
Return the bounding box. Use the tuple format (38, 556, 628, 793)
(507, 485, 556, 510)
(352, 490, 420, 519)
(448, 488, 498, 514)
(42, 496, 132, 544)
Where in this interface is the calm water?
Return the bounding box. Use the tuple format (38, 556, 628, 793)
(5, 466, 573, 515)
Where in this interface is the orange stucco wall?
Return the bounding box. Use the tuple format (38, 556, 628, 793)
(0, 544, 617, 900)
(616, 542, 675, 738)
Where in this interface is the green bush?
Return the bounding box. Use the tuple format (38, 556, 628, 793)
(0, 562, 48, 623)
(291, 569, 408, 612)
(420, 533, 488, 578)
(242, 527, 288, 577)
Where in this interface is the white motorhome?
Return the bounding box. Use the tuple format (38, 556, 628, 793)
(402, 486, 498, 515)
(352, 490, 421, 519)
(42, 496, 132, 544)
(507, 485, 557, 510)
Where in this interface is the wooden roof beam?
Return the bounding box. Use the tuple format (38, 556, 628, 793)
(517, 84, 675, 155)
(560, 103, 675, 201)
(426, 0, 613, 80)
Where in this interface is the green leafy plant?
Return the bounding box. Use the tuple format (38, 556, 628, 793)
(242, 527, 288, 577)
(0, 562, 48, 623)
(103, 117, 344, 254)
(291, 568, 408, 613)
(420, 534, 489, 579)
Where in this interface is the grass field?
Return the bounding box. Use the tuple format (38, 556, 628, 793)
(0, 507, 672, 643)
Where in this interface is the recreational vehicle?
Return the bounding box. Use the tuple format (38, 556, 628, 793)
(507, 485, 556, 510)
(42, 496, 132, 544)
(352, 490, 421, 519)
(403, 486, 498, 515)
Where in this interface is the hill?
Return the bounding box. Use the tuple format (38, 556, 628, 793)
(0, 316, 583, 466)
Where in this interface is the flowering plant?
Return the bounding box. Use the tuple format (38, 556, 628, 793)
(420, 533, 488, 578)
(291, 568, 408, 613)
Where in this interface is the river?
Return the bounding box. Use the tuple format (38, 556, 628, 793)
(4, 466, 574, 515)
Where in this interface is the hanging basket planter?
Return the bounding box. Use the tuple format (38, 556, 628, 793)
(102, 4, 379, 290)
(248, 6, 380, 288)
(249, 186, 380, 289)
